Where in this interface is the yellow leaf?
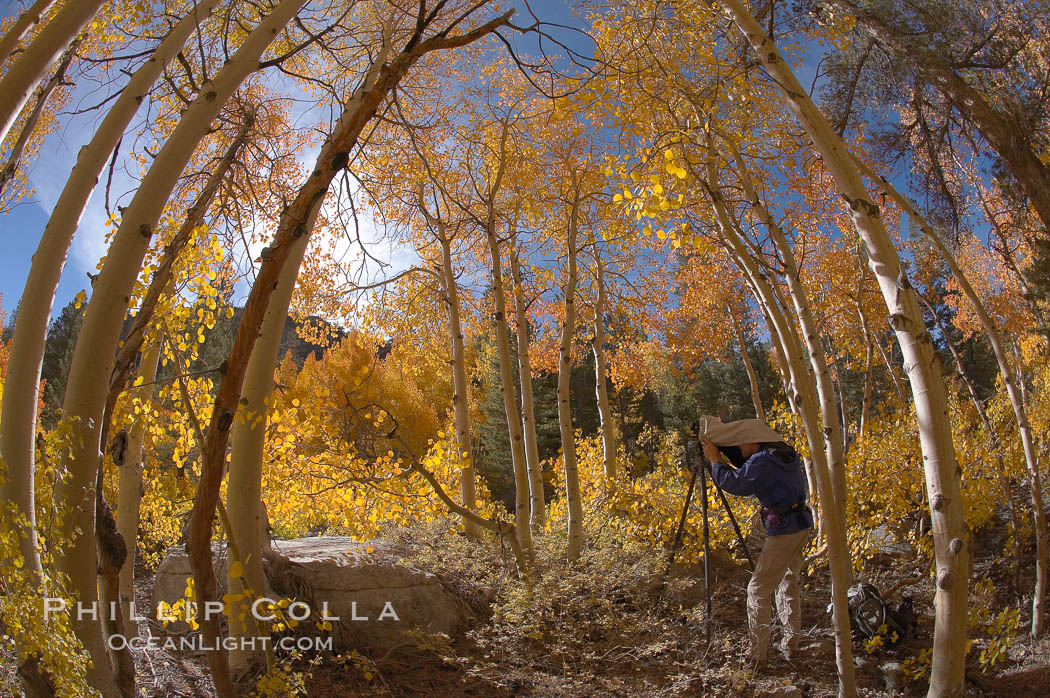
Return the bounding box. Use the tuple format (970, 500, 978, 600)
(229, 561, 244, 579)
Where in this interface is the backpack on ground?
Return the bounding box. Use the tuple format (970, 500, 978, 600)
(845, 582, 915, 645)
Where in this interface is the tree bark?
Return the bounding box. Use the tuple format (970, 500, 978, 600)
(856, 152, 1047, 637)
(115, 338, 161, 638)
(729, 144, 849, 528)
(590, 254, 618, 479)
(509, 235, 545, 531)
(52, 2, 305, 693)
(0, 0, 103, 145)
(435, 226, 482, 539)
(182, 12, 513, 695)
(0, 0, 57, 68)
(485, 223, 535, 562)
(704, 144, 856, 698)
(0, 0, 219, 587)
(919, 294, 1024, 599)
(227, 215, 314, 675)
(559, 191, 585, 561)
(719, 1, 969, 692)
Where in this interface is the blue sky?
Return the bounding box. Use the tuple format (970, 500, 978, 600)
(0, 0, 828, 327)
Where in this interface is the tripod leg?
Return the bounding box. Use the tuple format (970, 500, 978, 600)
(712, 479, 755, 571)
(662, 449, 699, 583)
(700, 457, 712, 624)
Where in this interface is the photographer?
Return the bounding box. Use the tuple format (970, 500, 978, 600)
(698, 417, 813, 667)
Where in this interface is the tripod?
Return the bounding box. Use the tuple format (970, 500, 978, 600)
(663, 438, 755, 618)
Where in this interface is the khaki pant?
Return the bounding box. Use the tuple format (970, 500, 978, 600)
(747, 527, 811, 661)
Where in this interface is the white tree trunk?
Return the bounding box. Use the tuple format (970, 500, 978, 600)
(731, 148, 849, 529)
(760, 299, 825, 542)
(719, 1, 969, 691)
(0, 0, 56, 68)
(856, 154, 1048, 638)
(0, 0, 220, 581)
(0, 36, 77, 197)
(509, 238, 545, 531)
(0, 0, 103, 145)
(590, 255, 618, 480)
(705, 146, 857, 697)
(439, 232, 481, 539)
(227, 221, 313, 675)
(52, 1, 304, 690)
(485, 226, 535, 561)
(115, 337, 161, 638)
(559, 194, 585, 561)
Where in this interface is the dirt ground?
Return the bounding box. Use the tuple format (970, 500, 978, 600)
(127, 521, 1050, 698)
(5, 515, 1047, 697)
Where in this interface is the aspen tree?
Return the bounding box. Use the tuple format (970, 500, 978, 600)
(52, 2, 306, 690)
(0, 0, 104, 145)
(559, 188, 586, 561)
(854, 154, 1048, 638)
(0, 0, 56, 68)
(479, 124, 534, 560)
(0, 0, 221, 580)
(426, 205, 483, 540)
(509, 233, 546, 530)
(590, 252, 618, 479)
(727, 142, 849, 527)
(183, 10, 514, 694)
(115, 338, 160, 638)
(484, 219, 535, 560)
(918, 294, 1025, 591)
(226, 213, 315, 676)
(703, 142, 857, 698)
(718, 0, 969, 691)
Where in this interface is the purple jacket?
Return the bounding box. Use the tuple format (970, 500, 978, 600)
(710, 444, 813, 536)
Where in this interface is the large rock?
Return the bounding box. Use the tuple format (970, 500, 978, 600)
(150, 536, 467, 650)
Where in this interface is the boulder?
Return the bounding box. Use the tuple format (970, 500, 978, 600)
(150, 536, 467, 650)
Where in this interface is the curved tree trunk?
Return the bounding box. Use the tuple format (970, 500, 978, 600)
(704, 145, 856, 697)
(0, 0, 57, 68)
(591, 254, 618, 480)
(0, 0, 219, 584)
(856, 153, 1047, 638)
(729, 147, 849, 530)
(560, 192, 585, 561)
(227, 221, 313, 676)
(183, 14, 513, 694)
(755, 283, 821, 528)
(52, 2, 305, 692)
(509, 236, 545, 531)
(0, 0, 103, 145)
(719, 1, 969, 692)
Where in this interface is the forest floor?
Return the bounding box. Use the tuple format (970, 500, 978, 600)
(8, 512, 1046, 697)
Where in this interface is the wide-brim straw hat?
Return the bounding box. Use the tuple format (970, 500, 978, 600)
(698, 415, 783, 446)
